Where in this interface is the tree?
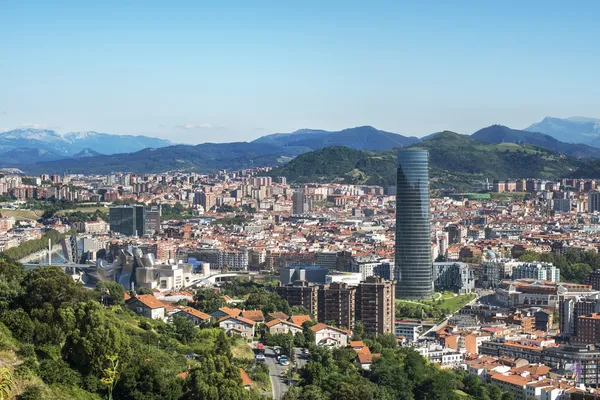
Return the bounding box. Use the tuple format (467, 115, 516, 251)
(352, 320, 365, 340)
(63, 301, 131, 375)
(375, 333, 398, 349)
(0, 367, 13, 400)
(136, 287, 154, 295)
(172, 314, 197, 344)
(100, 354, 119, 400)
(193, 288, 226, 314)
(95, 281, 125, 306)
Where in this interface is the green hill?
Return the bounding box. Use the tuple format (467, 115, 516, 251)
(270, 131, 586, 190)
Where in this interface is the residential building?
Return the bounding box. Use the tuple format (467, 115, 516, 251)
(310, 323, 350, 347)
(512, 263, 560, 283)
(265, 319, 303, 335)
(318, 282, 356, 330)
(127, 295, 166, 320)
(560, 296, 600, 338)
(292, 188, 312, 215)
(218, 316, 256, 339)
(395, 149, 433, 299)
(277, 281, 319, 317)
(176, 307, 211, 326)
(355, 277, 396, 335)
(574, 313, 600, 344)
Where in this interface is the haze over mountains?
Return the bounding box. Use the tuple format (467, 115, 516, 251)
(2, 117, 600, 180)
(526, 116, 600, 145)
(0, 128, 172, 156)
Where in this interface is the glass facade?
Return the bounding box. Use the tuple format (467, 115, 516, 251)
(394, 150, 433, 299)
(109, 205, 146, 237)
(109, 206, 136, 236)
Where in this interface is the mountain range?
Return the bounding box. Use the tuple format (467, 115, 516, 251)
(0, 128, 172, 156)
(269, 131, 587, 190)
(252, 125, 420, 150)
(3, 117, 600, 186)
(526, 116, 600, 146)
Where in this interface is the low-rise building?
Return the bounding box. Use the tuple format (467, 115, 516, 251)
(127, 294, 166, 320)
(265, 319, 303, 335)
(219, 316, 256, 339)
(310, 323, 350, 348)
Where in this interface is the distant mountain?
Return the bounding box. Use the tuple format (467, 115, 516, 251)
(0, 128, 172, 156)
(253, 126, 419, 150)
(0, 148, 66, 165)
(269, 131, 587, 190)
(26, 142, 306, 174)
(525, 117, 600, 146)
(72, 148, 103, 157)
(471, 125, 600, 159)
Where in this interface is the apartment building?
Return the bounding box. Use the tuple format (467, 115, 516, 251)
(355, 277, 396, 335)
(277, 281, 319, 317)
(318, 282, 356, 330)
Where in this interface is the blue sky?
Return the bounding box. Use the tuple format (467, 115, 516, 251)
(1, 0, 598, 143)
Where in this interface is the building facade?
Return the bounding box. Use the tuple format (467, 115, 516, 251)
(318, 282, 356, 330)
(355, 277, 396, 335)
(394, 149, 433, 299)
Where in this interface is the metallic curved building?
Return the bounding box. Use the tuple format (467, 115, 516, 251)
(394, 149, 433, 299)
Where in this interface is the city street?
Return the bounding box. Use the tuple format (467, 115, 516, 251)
(264, 346, 308, 399)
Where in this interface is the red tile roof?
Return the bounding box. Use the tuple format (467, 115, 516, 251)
(133, 294, 165, 309)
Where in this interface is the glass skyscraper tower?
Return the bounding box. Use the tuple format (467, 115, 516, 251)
(394, 149, 433, 299)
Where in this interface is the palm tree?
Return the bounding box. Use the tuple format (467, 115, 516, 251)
(0, 367, 14, 400)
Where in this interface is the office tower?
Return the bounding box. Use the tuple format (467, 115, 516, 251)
(589, 190, 600, 213)
(394, 149, 433, 299)
(109, 205, 136, 236)
(292, 189, 312, 215)
(356, 277, 396, 335)
(109, 205, 146, 237)
(277, 281, 319, 317)
(144, 205, 162, 235)
(318, 282, 356, 330)
(134, 205, 145, 237)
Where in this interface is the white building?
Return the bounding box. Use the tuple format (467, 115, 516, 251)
(512, 263, 560, 283)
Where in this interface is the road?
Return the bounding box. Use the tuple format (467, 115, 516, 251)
(264, 347, 308, 399)
(265, 347, 286, 400)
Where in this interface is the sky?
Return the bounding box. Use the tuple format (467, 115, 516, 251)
(1, 0, 599, 144)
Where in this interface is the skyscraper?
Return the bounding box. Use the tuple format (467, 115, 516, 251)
(394, 149, 433, 299)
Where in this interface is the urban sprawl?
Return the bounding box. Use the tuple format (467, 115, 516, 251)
(5, 151, 600, 399)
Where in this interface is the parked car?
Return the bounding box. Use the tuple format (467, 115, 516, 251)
(255, 354, 266, 362)
(279, 355, 289, 366)
(273, 346, 281, 355)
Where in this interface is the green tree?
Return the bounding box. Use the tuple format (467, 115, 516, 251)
(63, 301, 130, 375)
(95, 281, 125, 306)
(193, 288, 226, 314)
(172, 315, 197, 344)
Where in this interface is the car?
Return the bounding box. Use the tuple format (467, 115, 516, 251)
(301, 348, 309, 355)
(279, 355, 289, 366)
(273, 347, 281, 355)
(255, 354, 266, 362)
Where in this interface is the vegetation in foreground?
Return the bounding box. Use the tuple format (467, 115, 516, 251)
(0, 257, 263, 400)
